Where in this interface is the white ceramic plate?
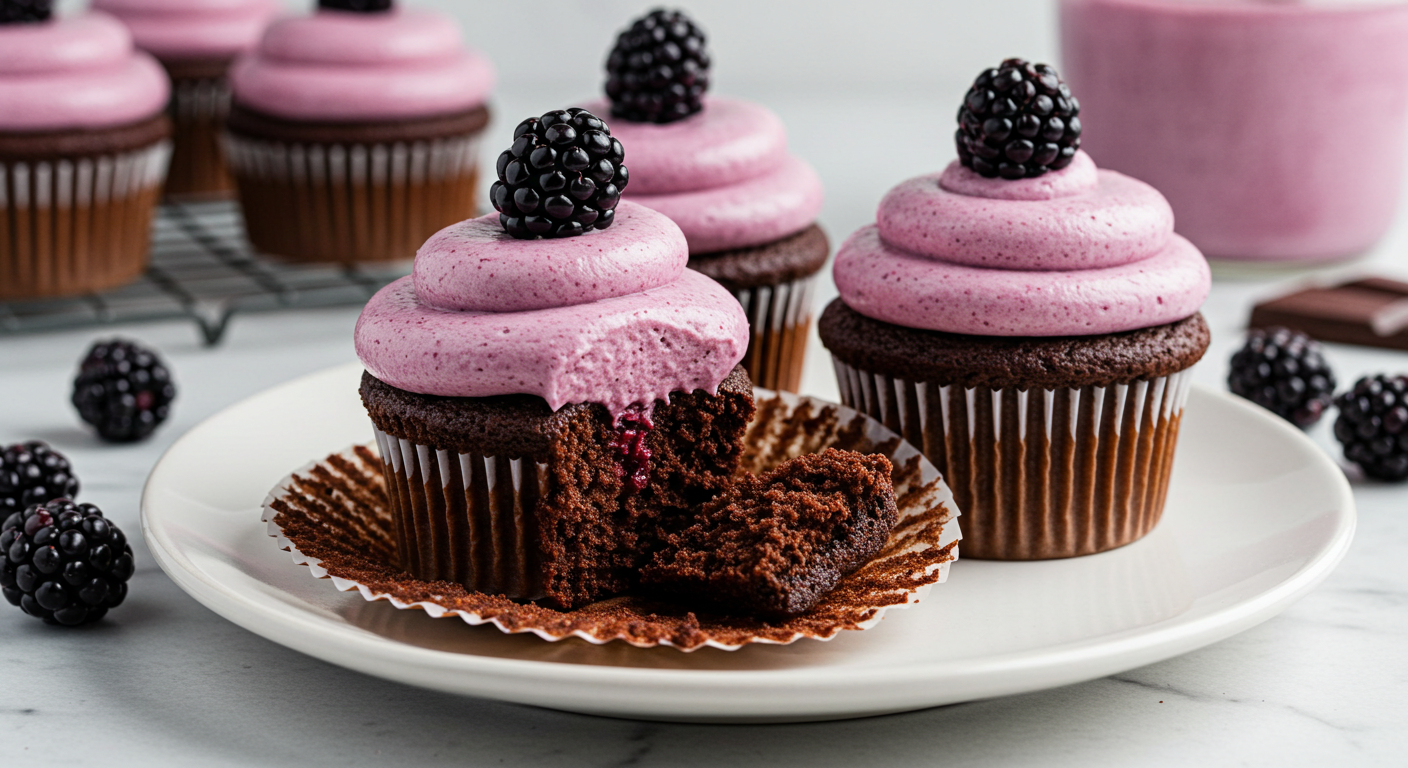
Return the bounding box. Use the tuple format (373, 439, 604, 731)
(141, 363, 1355, 723)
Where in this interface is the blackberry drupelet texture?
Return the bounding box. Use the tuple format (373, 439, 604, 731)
(605, 9, 710, 124)
(0, 441, 79, 517)
(1228, 327, 1337, 428)
(317, 0, 392, 12)
(0, 0, 50, 23)
(0, 499, 134, 626)
(491, 108, 628, 239)
(72, 339, 177, 443)
(956, 58, 1082, 179)
(1334, 374, 1408, 482)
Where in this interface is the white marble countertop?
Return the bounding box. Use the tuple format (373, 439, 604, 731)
(4, 90, 1408, 767)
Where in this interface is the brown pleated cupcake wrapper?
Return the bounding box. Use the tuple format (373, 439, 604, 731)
(165, 76, 234, 199)
(373, 428, 549, 601)
(0, 141, 171, 301)
(222, 131, 482, 263)
(833, 359, 1195, 560)
(735, 273, 817, 393)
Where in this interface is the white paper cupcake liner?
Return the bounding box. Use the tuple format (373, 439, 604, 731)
(833, 359, 1194, 559)
(734, 273, 817, 392)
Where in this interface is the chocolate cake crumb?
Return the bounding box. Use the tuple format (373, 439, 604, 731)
(640, 449, 899, 620)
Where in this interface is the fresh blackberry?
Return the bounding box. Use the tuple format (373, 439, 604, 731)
(1334, 375, 1408, 482)
(317, 0, 392, 12)
(1228, 327, 1336, 428)
(0, 441, 79, 516)
(71, 338, 177, 443)
(490, 108, 628, 239)
(956, 58, 1082, 179)
(0, 498, 133, 626)
(0, 0, 52, 24)
(605, 9, 710, 124)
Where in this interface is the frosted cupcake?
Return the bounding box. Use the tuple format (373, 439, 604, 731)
(225, 0, 494, 263)
(356, 109, 753, 609)
(92, 0, 279, 199)
(579, 10, 826, 393)
(0, 4, 170, 301)
(819, 59, 1211, 560)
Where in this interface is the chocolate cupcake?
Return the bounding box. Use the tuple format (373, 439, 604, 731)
(224, 0, 494, 263)
(93, 0, 278, 199)
(355, 108, 753, 608)
(0, 6, 171, 301)
(582, 10, 827, 393)
(819, 59, 1212, 560)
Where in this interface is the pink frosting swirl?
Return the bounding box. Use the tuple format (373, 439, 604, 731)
(0, 13, 169, 132)
(229, 7, 494, 122)
(356, 202, 750, 418)
(583, 97, 824, 254)
(833, 151, 1209, 337)
(90, 0, 280, 61)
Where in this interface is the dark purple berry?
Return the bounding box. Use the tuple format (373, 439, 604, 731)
(0, 441, 79, 517)
(491, 108, 627, 239)
(956, 58, 1082, 179)
(0, 0, 50, 24)
(317, 0, 391, 12)
(1228, 327, 1336, 428)
(72, 338, 177, 442)
(1334, 374, 1408, 482)
(0, 498, 133, 626)
(605, 9, 710, 124)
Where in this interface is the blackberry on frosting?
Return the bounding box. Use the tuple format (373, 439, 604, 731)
(317, 0, 392, 12)
(605, 9, 710, 124)
(0, 0, 50, 24)
(492, 108, 628, 239)
(956, 58, 1082, 180)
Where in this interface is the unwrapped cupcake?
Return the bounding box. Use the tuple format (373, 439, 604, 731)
(224, 0, 494, 263)
(92, 0, 279, 199)
(578, 9, 827, 393)
(0, 2, 170, 300)
(819, 59, 1211, 560)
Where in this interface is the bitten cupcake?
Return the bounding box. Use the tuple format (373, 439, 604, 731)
(579, 9, 827, 393)
(93, 0, 279, 199)
(819, 59, 1211, 560)
(356, 108, 754, 609)
(0, 2, 171, 301)
(224, 0, 494, 263)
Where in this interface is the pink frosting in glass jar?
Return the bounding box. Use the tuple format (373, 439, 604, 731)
(229, 7, 494, 122)
(0, 13, 169, 132)
(90, 0, 280, 62)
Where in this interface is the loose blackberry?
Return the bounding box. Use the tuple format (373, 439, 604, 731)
(0, 0, 51, 24)
(956, 58, 1082, 179)
(0, 441, 79, 517)
(1227, 327, 1336, 428)
(0, 498, 133, 626)
(605, 9, 710, 124)
(317, 0, 392, 12)
(71, 339, 177, 443)
(490, 108, 628, 239)
(1334, 375, 1408, 482)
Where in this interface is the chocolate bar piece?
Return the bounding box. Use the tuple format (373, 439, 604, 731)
(1249, 277, 1408, 351)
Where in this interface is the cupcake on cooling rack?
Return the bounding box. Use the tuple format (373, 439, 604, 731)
(577, 9, 827, 393)
(0, 2, 171, 301)
(819, 59, 1211, 560)
(224, 0, 494, 263)
(92, 0, 279, 199)
(355, 108, 754, 610)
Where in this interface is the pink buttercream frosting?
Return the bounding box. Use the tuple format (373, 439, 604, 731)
(0, 13, 170, 131)
(833, 150, 1209, 337)
(229, 7, 494, 122)
(582, 97, 823, 254)
(91, 0, 280, 61)
(355, 202, 750, 417)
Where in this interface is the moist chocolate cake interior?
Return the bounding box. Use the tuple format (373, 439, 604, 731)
(640, 448, 899, 619)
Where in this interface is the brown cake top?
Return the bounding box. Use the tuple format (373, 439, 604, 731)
(819, 299, 1210, 390)
(226, 102, 491, 145)
(687, 224, 831, 289)
(641, 448, 899, 620)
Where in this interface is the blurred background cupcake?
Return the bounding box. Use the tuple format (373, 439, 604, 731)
(0, 1, 170, 301)
(92, 0, 280, 200)
(584, 9, 826, 393)
(224, 0, 494, 264)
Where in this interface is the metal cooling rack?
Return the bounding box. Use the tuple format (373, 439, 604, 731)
(0, 200, 409, 346)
